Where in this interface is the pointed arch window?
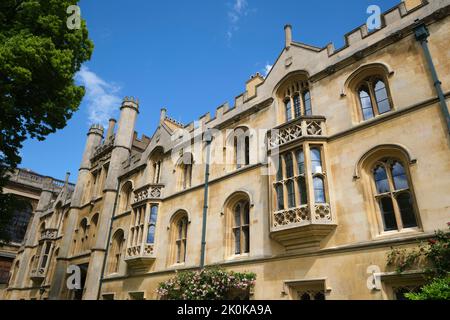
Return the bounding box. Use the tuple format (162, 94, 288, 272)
(357, 77, 393, 121)
(178, 153, 193, 190)
(175, 216, 188, 264)
(234, 128, 250, 169)
(109, 230, 124, 274)
(372, 159, 418, 232)
(280, 79, 313, 122)
(233, 201, 250, 255)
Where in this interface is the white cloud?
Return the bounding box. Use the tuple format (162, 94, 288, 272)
(263, 64, 273, 77)
(76, 66, 121, 127)
(226, 0, 249, 40)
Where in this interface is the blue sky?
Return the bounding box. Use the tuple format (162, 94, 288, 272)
(20, 0, 400, 182)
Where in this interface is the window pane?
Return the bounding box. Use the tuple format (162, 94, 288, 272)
(379, 197, 397, 231)
(244, 136, 250, 166)
(297, 150, 305, 174)
(243, 202, 250, 225)
(313, 177, 326, 203)
(293, 95, 301, 118)
(359, 89, 374, 120)
(234, 205, 241, 227)
(310, 148, 322, 174)
(243, 226, 250, 253)
(300, 293, 311, 301)
(285, 99, 292, 121)
(298, 178, 308, 205)
(150, 206, 158, 224)
(234, 229, 241, 255)
(391, 162, 409, 190)
(276, 185, 284, 210)
(276, 156, 283, 181)
(374, 166, 390, 194)
(303, 91, 312, 116)
(397, 193, 417, 228)
(287, 181, 296, 208)
(374, 80, 391, 114)
(285, 153, 294, 178)
(147, 225, 155, 244)
(314, 292, 325, 300)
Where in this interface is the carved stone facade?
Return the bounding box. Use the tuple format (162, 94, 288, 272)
(4, 0, 450, 300)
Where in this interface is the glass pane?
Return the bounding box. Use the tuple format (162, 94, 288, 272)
(397, 193, 417, 228)
(177, 221, 183, 239)
(391, 162, 409, 190)
(300, 293, 311, 301)
(147, 225, 155, 244)
(298, 178, 308, 205)
(297, 150, 305, 174)
(379, 198, 397, 231)
(243, 202, 250, 225)
(374, 81, 391, 114)
(374, 166, 390, 194)
(310, 148, 322, 174)
(285, 99, 292, 121)
(359, 89, 374, 120)
(276, 156, 283, 181)
(234, 205, 241, 227)
(150, 206, 158, 224)
(287, 181, 296, 208)
(313, 177, 326, 203)
(243, 226, 250, 253)
(245, 136, 250, 166)
(276, 185, 284, 210)
(285, 153, 294, 178)
(303, 91, 312, 116)
(293, 95, 301, 118)
(234, 229, 241, 255)
(314, 292, 325, 300)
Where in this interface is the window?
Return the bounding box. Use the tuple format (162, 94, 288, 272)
(6, 201, 32, 244)
(286, 280, 327, 301)
(147, 205, 158, 244)
(279, 78, 313, 122)
(299, 290, 325, 301)
(149, 147, 164, 184)
(39, 241, 52, 270)
(357, 77, 392, 121)
(372, 159, 418, 232)
(170, 212, 189, 265)
(310, 147, 326, 203)
(109, 230, 124, 274)
(178, 153, 193, 190)
(234, 128, 250, 169)
(233, 201, 250, 255)
(119, 182, 133, 213)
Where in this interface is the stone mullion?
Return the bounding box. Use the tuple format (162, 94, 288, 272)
(292, 150, 301, 208)
(303, 143, 315, 223)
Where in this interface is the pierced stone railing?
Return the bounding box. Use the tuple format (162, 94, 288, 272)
(269, 117, 326, 149)
(273, 205, 310, 228)
(30, 267, 46, 280)
(133, 184, 164, 204)
(125, 243, 156, 270)
(40, 228, 58, 241)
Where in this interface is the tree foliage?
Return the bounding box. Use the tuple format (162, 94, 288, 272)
(0, 0, 93, 241)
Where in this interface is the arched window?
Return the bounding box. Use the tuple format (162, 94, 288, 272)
(372, 159, 418, 232)
(233, 128, 250, 169)
(233, 201, 250, 255)
(78, 218, 88, 253)
(357, 77, 392, 120)
(119, 182, 133, 213)
(149, 147, 164, 184)
(311, 147, 326, 203)
(169, 211, 189, 265)
(178, 153, 193, 190)
(6, 201, 32, 244)
(147, 205, 158, 244)
(109, 230, 124, 274)
(278, 77, 313, 122)
(90, 213, 99, 248)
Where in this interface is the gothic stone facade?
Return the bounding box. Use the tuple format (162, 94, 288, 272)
(5, 0, 450, 300)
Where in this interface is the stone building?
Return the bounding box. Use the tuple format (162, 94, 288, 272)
(4, 0, 450, 300)
(0, 169, 73, 299)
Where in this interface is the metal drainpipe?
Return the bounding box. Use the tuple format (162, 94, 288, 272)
(200, 129, 213, 269)
(414, 23, 450, 136)
(96, 179, 121, 300)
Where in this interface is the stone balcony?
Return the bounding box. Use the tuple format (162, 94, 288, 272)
(270, 203, 336, 252)
(133, 184, 164, 205)
(30, 266, 46, 281)
(124, 243, 156, 271)
(269, 116, 327, 150)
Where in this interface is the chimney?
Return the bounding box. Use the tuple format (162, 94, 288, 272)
(284, 24, 292, 49)
(64, 172, 70, 186)
(160, 108, 167, 124)
(106, 118, 117, 139)
(403, 0, 423, 11)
